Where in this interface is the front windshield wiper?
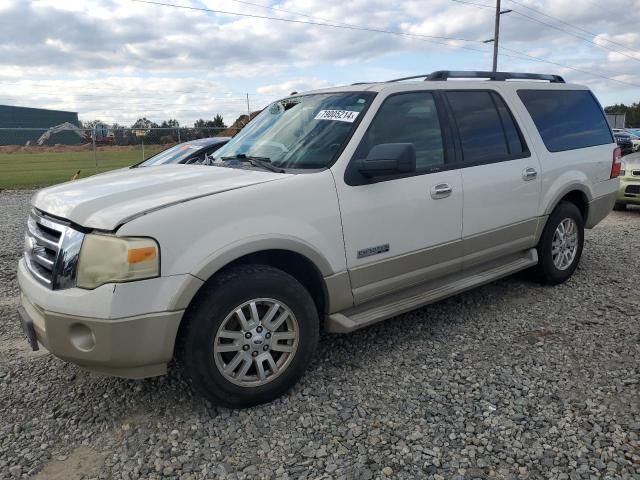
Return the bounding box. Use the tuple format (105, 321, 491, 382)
(220, 154, 285, 173)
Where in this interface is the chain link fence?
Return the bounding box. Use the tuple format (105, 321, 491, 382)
(0, 126, 242, 189)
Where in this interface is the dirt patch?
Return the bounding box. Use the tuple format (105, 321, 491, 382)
(0, 338, 49, 359)
(33, 446, 107, 480)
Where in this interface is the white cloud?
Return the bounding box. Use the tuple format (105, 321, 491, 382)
(2, 0, 640, 124)
(257, 77, 333, 95)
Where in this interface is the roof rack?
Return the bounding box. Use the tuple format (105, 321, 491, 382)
(387, 70, 565, 83)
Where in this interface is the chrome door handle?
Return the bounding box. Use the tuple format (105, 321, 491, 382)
(522, 167, 538, 181)
(430, 183, 452, 199)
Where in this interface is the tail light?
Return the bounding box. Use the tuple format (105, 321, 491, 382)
(611, 147, 622, 178)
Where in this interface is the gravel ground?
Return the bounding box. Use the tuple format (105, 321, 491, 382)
(0, 189, 639, 480)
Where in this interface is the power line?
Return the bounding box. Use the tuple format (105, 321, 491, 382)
(506, 0, 640, 56)
(131, 0, 480, 44)
(499, 45, 640, 88)
(134, 0, 640, 89)
(452, 0, 640, 63)
(508, 10, 640, 63)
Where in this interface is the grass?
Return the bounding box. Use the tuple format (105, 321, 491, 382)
(0, 147, 163, 189)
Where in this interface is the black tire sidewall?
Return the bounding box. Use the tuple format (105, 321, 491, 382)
(180, 265, 319, 408)
(536, 202, 585, 285)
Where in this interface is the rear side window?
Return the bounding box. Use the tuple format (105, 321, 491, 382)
(517, 90, 613, 152)
(446, 90, 526, 164)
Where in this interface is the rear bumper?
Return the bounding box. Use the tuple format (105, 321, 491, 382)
(585, 191, 616, 228)
(617, 177, 640, 205)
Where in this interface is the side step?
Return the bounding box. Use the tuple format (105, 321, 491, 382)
(325, 248, 538, 333)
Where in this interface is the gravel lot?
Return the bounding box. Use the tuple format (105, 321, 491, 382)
(0, 189, 639, 480)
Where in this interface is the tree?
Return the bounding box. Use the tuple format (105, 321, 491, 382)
(131, 117, 157, 130)
(79, 119, 103, 130)
(130, 118, 163, 144)
(194, 115, 227, 138)
(605, 103, 640, 127)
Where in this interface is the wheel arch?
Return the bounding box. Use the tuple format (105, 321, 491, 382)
(543, 184, 591, 222)
(172, 239, 352, 357)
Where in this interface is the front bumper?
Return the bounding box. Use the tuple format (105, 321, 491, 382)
(617, 176, 640, 205)
(17, 259, 194, 378)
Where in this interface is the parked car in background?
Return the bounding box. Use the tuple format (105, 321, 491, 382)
(615, 152, 640, 210)
(613, 130, 633, 156)
(613, 128, 640, 152)
(17, 71, 620, 408)
(135, 137, 230, 167)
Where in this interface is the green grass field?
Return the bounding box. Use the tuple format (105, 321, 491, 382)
(0, 147, 164, 189)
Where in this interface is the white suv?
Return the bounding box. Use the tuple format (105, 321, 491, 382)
(17, 71, 620, 407)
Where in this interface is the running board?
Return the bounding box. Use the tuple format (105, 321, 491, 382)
(325, 248, 537, 333)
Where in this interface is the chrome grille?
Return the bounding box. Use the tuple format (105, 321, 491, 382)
(24, 210, 84, 289)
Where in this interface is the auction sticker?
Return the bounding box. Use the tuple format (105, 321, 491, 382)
(314, 110, 359, 123)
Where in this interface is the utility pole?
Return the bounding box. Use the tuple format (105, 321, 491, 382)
(246, 93, 251, 125)
(492, 0, 501, 72)
(484, 1, 511, 72)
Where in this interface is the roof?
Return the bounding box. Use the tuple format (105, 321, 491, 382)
(0, 104, 78, 115)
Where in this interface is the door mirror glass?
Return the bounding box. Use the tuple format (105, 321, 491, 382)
(358, 143, 417, 177)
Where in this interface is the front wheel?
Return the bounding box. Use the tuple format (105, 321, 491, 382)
(532, 201, 584, 285)
(178, 265, 319, 408)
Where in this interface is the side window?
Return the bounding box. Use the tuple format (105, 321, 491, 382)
(517, 89, 613, 152)
(447, 90, 519, 164)
(355, 92, 445, 170)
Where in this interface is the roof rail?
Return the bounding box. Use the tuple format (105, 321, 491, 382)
(425, 70, 566, 83)
(387, 75, 430, 82)
(387, 71, 565, 83)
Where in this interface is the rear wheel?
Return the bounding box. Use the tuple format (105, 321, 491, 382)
(532, 201, 584, 285)
(178, 264, 319, 408)
(613, 202, 627, 211)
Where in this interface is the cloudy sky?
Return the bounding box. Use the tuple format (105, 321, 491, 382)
(2, 0, 640, 127)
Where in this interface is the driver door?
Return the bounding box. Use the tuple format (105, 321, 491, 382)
(333, 91, 464, 304)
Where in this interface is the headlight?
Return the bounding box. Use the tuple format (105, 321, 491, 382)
(76, 235, 159, 289)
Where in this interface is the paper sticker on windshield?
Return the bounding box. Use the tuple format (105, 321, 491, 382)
(314, 110, 359, 123)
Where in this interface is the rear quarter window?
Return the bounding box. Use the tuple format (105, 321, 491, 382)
(517, 90, 613, 152)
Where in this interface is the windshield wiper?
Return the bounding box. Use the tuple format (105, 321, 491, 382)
(220, 154, 285, 173)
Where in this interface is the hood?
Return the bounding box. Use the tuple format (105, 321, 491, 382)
(32, 164, 286, 230)
(622, 152, 640, 168)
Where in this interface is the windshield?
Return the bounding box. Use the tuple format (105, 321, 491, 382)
(138, 142, 205, 166)
(212, 92, 374, 170)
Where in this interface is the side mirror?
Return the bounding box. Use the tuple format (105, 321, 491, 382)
(357, 143, 416, 178)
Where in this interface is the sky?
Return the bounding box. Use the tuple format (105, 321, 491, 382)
(1, 0, 640, 127)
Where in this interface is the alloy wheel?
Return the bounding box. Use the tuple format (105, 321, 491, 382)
(213, 298, 299, 387)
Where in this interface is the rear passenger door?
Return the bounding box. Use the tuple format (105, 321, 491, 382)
(444, 90, 541, 268)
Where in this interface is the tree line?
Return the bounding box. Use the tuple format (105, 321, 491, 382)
(79, 115, 229, 145)
(605, 103, 640, 127)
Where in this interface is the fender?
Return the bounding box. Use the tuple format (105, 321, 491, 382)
(542, 181, 592, 216)
(192, 235, 335, 281)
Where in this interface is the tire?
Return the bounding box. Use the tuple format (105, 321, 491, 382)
(613, 202, 627, 211)
(178, 264, 319, 408)
(532, 201, 585, 285)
